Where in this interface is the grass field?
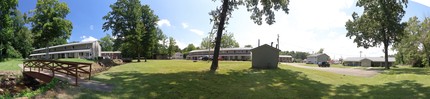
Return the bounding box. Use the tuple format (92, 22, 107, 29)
(0, 59, 23, 71)
(64, 60, 430, 99)
(58, 58, 95, 63)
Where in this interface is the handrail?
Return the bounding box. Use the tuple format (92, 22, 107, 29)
(22, 59, 93, 85)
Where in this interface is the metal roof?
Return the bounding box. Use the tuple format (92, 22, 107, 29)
(30, 49, 91, 56)
(279, 55, 292, 57)
(189, 48, 252, 53)
(344, 57, 395, 62)
(307, 53, 327, 57)
(33, 41, 97, 51)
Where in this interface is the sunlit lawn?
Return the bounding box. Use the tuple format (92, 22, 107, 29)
(70, 60, 430, 99)
(58, 58, 95, 63)
(0, 59, 23, 71)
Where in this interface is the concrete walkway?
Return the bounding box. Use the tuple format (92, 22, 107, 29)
(285, 63, 381, 77)
(18, 64, 114, 92)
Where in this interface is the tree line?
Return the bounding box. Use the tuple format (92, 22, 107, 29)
(0, 0, 72, 61)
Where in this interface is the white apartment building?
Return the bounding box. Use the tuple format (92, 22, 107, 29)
(187, 48, 252, 61)
(29, 41, 102, 59)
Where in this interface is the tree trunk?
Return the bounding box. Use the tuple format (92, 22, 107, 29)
(384, 42, 389, 69)
(137, 53, 141, 62)
(210, 0, 229, 72)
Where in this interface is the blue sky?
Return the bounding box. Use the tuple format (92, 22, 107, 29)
(18, 0, 430, 58)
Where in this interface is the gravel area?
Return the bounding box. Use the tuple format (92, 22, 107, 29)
(285, 63, 381, 77)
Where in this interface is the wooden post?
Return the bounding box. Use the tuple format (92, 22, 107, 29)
(89, 64, 92, 80)
(75, 64, 78, 86)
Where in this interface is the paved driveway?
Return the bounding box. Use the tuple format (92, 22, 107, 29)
(285, 63, 381, 77)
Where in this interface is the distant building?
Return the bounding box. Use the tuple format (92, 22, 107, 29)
(30, 41, 102, 59)
(306, 53, 330, 64)
(251, 44, 280, 69)
(172, 52, 183, 59)
(29, 41, 122, 60)
(187, 48, 252, 61)
(343, 57, 395, 67)
(101, 51, 122, 59)
(279, 55, 293, 63)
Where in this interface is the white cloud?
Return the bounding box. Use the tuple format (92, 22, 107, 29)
(157, 19, 171, 27)
(190, 29, 204, 36)
(412, 0, 430, 7)
(80, 36, 98, 42)
(226, 0, 397, 58)
(90, 25, 94, 30)
(176, 40, 187, 49)
(182, 23, 189, 28)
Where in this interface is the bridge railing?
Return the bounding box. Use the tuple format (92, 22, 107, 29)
(23, 59, 93, 85)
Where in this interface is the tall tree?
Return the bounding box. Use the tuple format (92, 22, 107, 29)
(182, 44, 197, 59)
(167, 37, 177, 57)
(201, 32, 239, 49)
(345, 0, 408, 69)
(209, 0, 290, 71)
(30, 0, 72, 59)
(0, 0, 19, 61)
(99, 34, 114, 51)
(103, 0, 159, 62)
(12, 10, 33, 58)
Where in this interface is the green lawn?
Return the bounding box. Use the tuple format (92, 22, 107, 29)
(0, 59, 23, 71)
(58, 58, 95, 63)
(67, 60, 430, 99)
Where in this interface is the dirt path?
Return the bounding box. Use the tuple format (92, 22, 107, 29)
(285, 63, 381, 77)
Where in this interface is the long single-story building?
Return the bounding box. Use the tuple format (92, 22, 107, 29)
(343, 57, 395, 67)
(306, 53, 330, 64)
(186, 48, 252, 61)
(29, 41, 121, 59)
(279, 55, 293, 63)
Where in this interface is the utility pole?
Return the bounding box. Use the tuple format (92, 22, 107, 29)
(360, 51, 362, 57)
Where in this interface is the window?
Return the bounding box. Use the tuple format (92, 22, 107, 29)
(72, 46, 75, 49)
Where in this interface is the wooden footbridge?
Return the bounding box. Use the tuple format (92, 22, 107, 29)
(22, 59, 93, 85)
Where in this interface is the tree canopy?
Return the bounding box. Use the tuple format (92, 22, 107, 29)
(30, 0, 72, 49)
(345, 0, 408, 69)
(0, 0, 33, 61)
(394, 16, 430, 67)
(200, 32, 239, 49)
(99, 34, 115, 51)
(209, 0, 290, 71)
(103, 0, 159, 62)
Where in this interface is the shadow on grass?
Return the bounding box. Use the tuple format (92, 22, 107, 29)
(382, 68, 430, 75)
(79, 69, 331, 99)
(330, 80, 430, 99)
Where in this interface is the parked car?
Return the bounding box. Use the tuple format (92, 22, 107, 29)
(318, 62, 330, 67)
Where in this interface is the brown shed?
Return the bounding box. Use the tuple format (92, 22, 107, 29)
(251, 44, 281, 69)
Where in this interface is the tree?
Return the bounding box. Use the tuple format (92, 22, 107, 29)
(394, 16, 430, 67)
(11, 10, 33, 58)
(167, 37, 177, 57)
(103, 0, 159, 62)
(182, 44, 197, 59)
(99, 34, 114, 51)
(153, 28, 168, 58)
(209, 0, 290, 71)
(30, 0, 73, 59)
(317, 48, 324, 54)
(0, 0, 20, 61)
(201, 32, 239, 49)
(244, 45, 252, 48)
(345, 0, 408, 69)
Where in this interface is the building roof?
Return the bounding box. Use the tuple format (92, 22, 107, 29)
(33, 41, 97, 51)
(251, 44, 280, 52)
(344, 57, 395, 62)
(30, 49, 91, 56)
(101, 51, 122, 53)
(279, 55, 292, 57)
(189, 48, 252, 53)
(307, 53, 327, 57)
